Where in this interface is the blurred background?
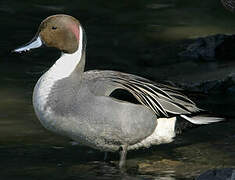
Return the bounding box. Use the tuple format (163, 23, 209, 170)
(0, 0, 235, 179)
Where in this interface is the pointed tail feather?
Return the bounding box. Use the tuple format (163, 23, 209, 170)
(180, 114, 225, 125)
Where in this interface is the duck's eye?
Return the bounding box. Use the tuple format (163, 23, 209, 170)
(52, 26, 57, 30)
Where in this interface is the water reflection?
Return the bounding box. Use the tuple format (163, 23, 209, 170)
(1, 0, 235, 179)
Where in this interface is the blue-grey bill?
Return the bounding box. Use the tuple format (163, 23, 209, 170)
(13, 36, 43, 53)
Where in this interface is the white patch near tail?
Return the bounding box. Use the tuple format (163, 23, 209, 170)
(180, 115, 224, 125)
(128, 117, 176, 150)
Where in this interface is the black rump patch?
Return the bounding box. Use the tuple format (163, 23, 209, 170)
(175, 116, 197, 135)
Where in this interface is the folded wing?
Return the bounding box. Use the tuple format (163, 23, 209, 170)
(84, 70, 201, 117)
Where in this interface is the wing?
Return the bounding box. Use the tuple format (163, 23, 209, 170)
(84, 70, 201, 118)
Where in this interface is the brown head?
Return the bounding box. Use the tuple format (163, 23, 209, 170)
(14, 14, 84, 54)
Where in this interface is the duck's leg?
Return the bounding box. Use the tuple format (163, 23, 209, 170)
(119, 145, 128, 169)
(104, 152, 108, 161)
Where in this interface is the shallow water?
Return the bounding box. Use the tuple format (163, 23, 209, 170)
(1, 0, 235, 179)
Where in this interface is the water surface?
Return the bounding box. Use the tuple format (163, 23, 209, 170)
(0, 0, 235, 179)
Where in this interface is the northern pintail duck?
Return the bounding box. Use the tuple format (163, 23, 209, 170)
(14, 14, 224, 168)
(221, 0, 235, 12)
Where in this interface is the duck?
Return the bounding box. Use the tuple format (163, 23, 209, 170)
(13, 14, 224, 168)
(221, 0, 235, 12)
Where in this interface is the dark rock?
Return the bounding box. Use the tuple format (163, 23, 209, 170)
(179, 34, 235, 61)
(196, 168, 235, 180)
(227, 85, 235, 94)
(216, 35, 235, 60)
(175, 73, 235, 94)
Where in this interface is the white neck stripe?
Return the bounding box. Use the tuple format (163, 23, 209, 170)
(33, 25, 84, 113)
(46, 25, 83, 80)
